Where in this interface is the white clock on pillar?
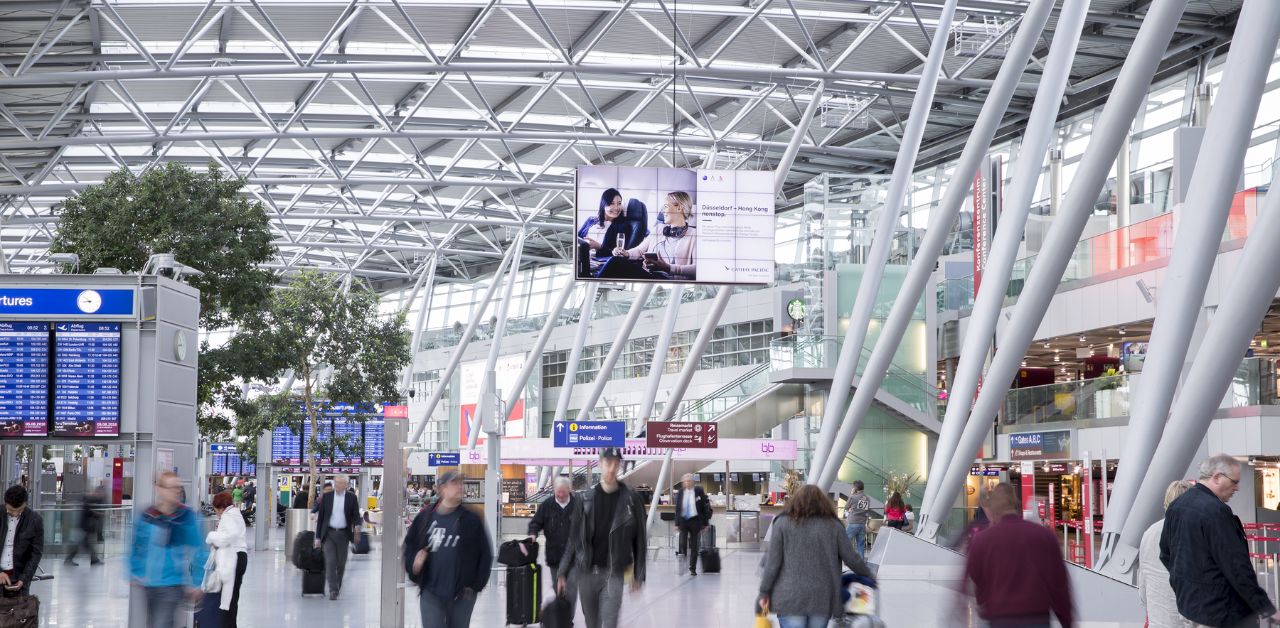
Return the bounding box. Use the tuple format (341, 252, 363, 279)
(76, 289, 102, 314)
(174, 331, 188, 361)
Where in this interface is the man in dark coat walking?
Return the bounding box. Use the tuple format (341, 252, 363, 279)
(673, 473, 712, 575)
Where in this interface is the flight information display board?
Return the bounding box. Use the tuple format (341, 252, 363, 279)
(0, 322, 49, 437)
(211, 453, 228, 475)
(363, 419, 384, 466)
(52, 322, 121, 437)
(271, 425, 302, 465)
(333, 420, 363, 465)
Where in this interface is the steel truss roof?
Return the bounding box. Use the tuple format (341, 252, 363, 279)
(0, 0, 1243, 290)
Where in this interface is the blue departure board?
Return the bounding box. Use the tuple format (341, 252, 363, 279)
(363, 419, 384, 465)
(271, 425, 301, 464)
(303, 420, 334, 465)
(242, 459, 255, 475)
(0, 322, 49, 437)
(333, 420, 363, 465)
(52, 322, 121, 437)
(226, 455, 241, 475)
(211, 453, 227, 475)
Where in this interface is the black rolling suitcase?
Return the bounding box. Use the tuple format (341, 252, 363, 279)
(505, 563, 541, 626)
(302, 570, 325, 596)
(698, 524, 721, 573)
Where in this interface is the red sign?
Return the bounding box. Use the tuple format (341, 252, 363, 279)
(645, 422, 719, 448)
(383, 405, 409, 419)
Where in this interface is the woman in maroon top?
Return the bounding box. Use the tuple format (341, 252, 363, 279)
(884, 492, 907, 530)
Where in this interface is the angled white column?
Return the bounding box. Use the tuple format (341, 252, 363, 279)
(1098, 0, 1280, 574)
(816, 0, 1060, 492)
(645, 287, 735, 533)
(399, 254, 440, 393)
(407, 242, 520, 445)
(575, 283, 656, 421)
(917, 0, 1192, 542)
(915, 0, 1090, 512)
(634, 285, 685, 436)
(501, 279, 578, 437)
(553, 283, 599, 422)
(469, 233, 528, 448)
(807, 0, 961, 482)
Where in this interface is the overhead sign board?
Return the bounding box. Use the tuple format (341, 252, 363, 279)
(1009, 429, 1074, 461)
(383, 405, 409, 418)
(210, 443, 237, 453)
(553, 420, 626, 448)
(427, 452, 460, 466)
(0, 288, 134, 318)
(645, 421, 718, 448)
(458, 437, 796, 464)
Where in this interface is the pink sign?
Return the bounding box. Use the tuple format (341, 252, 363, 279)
(456, 438, 796, 464)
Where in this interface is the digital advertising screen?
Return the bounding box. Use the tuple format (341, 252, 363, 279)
(458, 353, 527, 446)
(0, 322, 50, 437)
(574, 166, 775, 284)
(52, 322, 121, 437)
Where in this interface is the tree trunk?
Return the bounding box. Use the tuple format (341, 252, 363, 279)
(303, 364, 318, 510)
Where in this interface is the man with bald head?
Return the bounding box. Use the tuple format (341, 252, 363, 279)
(962, 482, 1073, 627)
(314, 475, 359, 599)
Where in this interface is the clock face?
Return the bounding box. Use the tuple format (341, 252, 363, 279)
(76, 290, 102, 314)
(174, 331, 188, 360)
(786, 298, 806, 320)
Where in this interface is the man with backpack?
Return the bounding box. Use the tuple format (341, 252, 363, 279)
(403, 470, 493, 628)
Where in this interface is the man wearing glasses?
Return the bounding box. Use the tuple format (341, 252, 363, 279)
(1160, 454, 1280, 627)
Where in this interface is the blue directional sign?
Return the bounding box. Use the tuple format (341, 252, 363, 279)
(210, 443, 237, 453)
(553, 421, 626, 447)
(427, 452, 460, 466)
(0, 289, 134, 317)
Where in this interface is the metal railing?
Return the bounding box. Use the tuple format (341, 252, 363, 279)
(769, 334, 942, 418)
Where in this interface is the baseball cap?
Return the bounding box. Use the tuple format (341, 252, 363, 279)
(599, 447, 624, 461)
(437, 470, 464, 485)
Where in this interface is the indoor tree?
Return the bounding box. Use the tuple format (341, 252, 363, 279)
(48, 162, 278, 441)
(228, 269, 410, 506)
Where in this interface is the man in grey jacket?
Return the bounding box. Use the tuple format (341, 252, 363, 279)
(558, 447, 646, 628)
(844, 480, 871, 557)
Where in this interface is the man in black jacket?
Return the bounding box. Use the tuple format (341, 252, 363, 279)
(529, 476, 578, 622)
(673, 473, 711, 575)
(0, 485, 43, 595)
(1161, 454, 1280, 627)
(558, 447, 646, 628)
(404, 470, 492, 628)
(313, 475, 359, 600)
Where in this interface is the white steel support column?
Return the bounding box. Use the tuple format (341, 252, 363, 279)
(1115, 172, 1280, 570)
(913, 0, 1089, 513)
(1049, 149, 1064, 216)
(807, 0, 961, 482)
(645, 287, 735, 534)
(553, 284, 599, 423)
(469, 233, 528, 449)
(408, 242, 520, 446)
(575, 284, 656, 421)
(501, 279, 577, 437)
(917, 0, 1192, 542)
(634, 285, 685, 436)
(815, 0, 1061, 492)
(773, 81, 825, 197)
(399, 254, 440, 393)
(1098, 0, 1280, 574)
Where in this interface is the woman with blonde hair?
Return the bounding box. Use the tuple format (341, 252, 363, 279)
(1138, 480, 1198, 627)
(759, 484, 874, 628)
(613, 191, 697, 280)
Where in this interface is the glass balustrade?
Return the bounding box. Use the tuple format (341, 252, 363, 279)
(1003, 357, 1280, 427)
(36, 504, 133, 557)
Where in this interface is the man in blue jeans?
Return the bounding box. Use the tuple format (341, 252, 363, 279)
(843, 480, 871, 557)
(128, 471, 208, 628)
(404, 470, 493, 628)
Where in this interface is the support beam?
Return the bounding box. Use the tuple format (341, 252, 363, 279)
(552, 284, 599, 423)
(808, 0, 960, 483)
(398, 254, 440, 393)
(468, 232, 527, 449)
(918, 0, 1091, 521)
(917, 0, 1192, 542)
(502, 279, 577, 435)
(814, 0, 1061, 492)
(773, 81, 824, 195)
(575, 284, 656, 421)
(634, 285, 684, 436)
(1098, 0, 1280, 574)
(407, 241, 519, 445)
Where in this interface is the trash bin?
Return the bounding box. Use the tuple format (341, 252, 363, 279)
(285, 508, 311, 559)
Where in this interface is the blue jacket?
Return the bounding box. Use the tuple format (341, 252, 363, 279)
(128, 505, 208, 588)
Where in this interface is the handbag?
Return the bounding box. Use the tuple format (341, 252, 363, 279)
(0, 593, 38, 628)
(200, 553, 221, 594)
(753, 600, 772, 628)
(497, 538, 539, 566)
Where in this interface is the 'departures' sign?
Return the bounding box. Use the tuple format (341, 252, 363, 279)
(1009, 429, 1074, 461)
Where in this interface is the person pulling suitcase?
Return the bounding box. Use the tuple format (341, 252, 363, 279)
(403, 470, 493, 628)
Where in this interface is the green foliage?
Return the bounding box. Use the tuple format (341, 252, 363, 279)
(50, 162, 277, 330)
(229, 269, 410, 499)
